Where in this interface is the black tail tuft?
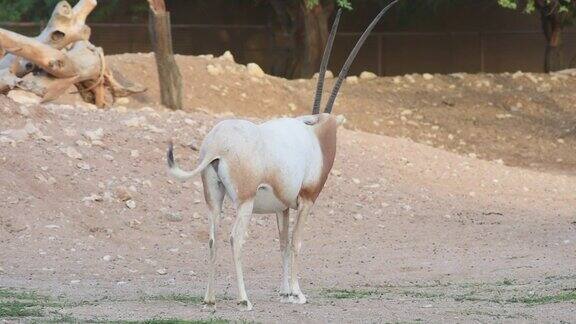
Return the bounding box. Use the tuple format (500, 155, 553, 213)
(167, 141, 175, 169)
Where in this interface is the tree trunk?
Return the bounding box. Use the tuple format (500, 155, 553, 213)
(148, 1, 183, 110)
(270, 0, 333, 79)
(536, 0, 565, 72)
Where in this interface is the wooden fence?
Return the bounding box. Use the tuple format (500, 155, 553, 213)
(2, 22, 575, 76)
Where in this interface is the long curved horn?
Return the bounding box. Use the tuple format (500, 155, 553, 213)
(312, 8, 342, 115)
(324, 0, 400, 114)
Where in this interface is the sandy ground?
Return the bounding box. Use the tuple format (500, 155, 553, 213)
(0, 53, 575, 323)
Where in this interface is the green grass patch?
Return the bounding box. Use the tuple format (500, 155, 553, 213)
(0, 287, 57, 318)
(498, 278, 515, 286)
(0, 300, 43, 317)
(140, 294, 204, 305)
(320, 288, 381, 299)
(402, 291, 444, 299)
(123, 319, 229, 324)
(506, 291, 576, 305)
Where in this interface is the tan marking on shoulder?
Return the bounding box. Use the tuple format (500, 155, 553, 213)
(299, 114, 338, 202)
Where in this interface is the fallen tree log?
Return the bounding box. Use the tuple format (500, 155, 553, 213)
(0, 0, 145, 107)
(13, 41, 145, 106)
(0, 28, 78, 78)
(0, 0, 96, 75)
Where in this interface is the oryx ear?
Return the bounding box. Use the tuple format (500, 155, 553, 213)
(297, 115, 320, 125)
(335, 114, 346, 126)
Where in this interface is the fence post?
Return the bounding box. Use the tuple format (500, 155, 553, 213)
(377, 35, 383, 76)
(148, 0, 183, 110)
(479, 32, 485, 73)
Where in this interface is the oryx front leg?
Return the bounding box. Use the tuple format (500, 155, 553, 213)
(230, 199, 254, 311)
(289, 199, 313, 304)
(202, 165, 225, 307)
(276, 209, 291, 302)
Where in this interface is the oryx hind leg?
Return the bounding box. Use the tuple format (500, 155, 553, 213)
(276, 209, 291, 302)
(289, 198, 313, 304)
(202, 161, 225, 307)
(230, 199, 255, 311)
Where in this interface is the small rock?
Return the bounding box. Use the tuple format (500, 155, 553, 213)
(115, 186, 132, 201)
(247, 63, 265, 77)
(165, 211, 183, 222)
(127, 219, 142, 228)
(353, 214, 363, 221)
(125, 199, 136, 209)
(83, 128, 104, 142)
(130, 150, 140, 158)
(346, 76, 359, 84)
(61, 147, 83, 160)
(220, 50, 235, 62)
(1, 121, 42, 141)
(82, 194, 103, 202)
(207, 64, 224, 76)
(450, 73, 466, 79)
(76, 161, 91, 171)
(313, 70, 334, 79)
(64, 128, 77, 137)
(103, 154, 114, 161)
(123, 116, 147, 128)
(102, 255, 113, 262)
(359, 71, 377, 80)
(526, 73, 539, 83)
(7, 90, 42, 104)
(288, 103, 297, 112)
(156, 268, 167, 275)
(116, 97, 130, 105)
(422, 73, 434, 80)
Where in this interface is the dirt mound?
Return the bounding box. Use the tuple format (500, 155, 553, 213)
(58, 52, 576, 174)
(0, 95, 575, 322)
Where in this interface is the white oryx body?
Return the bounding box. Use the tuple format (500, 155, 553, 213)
(166, 0, 399, 311)
(169, 114, 337, 212)
(168, 114, 338, 309)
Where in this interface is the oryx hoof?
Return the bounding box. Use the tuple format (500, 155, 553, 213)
(290, 292, 307, 304)
(279, 293, 292, 303)
(202, 299, 216, 310)
(237, 299, 253, 311)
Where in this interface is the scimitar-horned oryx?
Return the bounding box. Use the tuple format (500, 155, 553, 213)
(167, 0, 400, 311)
